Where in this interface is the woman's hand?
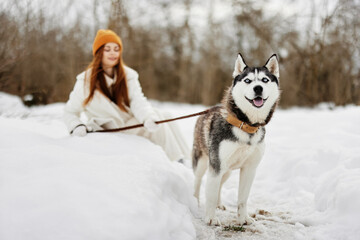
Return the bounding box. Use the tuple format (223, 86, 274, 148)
(144, 117, 160, 132)
(71, 125, 88, 137)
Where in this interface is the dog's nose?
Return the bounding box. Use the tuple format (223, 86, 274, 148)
(253, 85, 263, 95)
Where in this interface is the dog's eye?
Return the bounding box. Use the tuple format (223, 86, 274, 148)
(262, 78, 269, 83)
(244, 79, 252, 84)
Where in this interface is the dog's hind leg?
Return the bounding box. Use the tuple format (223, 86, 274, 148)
(217, 171, 231, 210)
(193, 155, 208, 203)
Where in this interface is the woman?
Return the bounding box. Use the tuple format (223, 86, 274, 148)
(63, 29, 189, 162)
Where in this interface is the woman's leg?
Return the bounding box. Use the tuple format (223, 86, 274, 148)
(124, 110, 190, 161)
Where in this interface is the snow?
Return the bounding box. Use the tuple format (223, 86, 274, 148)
(1, 91, 360, 240)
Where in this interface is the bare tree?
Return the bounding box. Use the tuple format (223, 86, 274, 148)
(0, 0, 358, 106)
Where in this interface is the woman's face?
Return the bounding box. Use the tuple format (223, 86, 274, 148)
(102, 42, 120, 68)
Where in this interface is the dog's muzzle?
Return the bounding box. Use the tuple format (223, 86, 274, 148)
(247, 85, 266, 108)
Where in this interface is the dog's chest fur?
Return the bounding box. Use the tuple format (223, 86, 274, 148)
(220, 126, 265, 170)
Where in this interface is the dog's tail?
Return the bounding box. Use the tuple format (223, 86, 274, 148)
(192, 114, 206, 171)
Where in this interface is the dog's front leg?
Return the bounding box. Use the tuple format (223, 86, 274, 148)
(237, 165, 257, 225)
(205, 171, 222, 226)
(237, 148, 263, 225)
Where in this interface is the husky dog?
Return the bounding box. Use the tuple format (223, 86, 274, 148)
(192, 53, 280, 226)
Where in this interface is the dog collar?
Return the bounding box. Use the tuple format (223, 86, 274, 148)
(226, 114, 259, 134)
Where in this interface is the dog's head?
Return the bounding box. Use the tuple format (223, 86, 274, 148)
(231, 53, 280, 124)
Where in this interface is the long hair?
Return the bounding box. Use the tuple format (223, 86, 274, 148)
(83, 45, 130, 112)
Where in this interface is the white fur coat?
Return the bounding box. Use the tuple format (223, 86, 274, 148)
(63, 66, 157, 133)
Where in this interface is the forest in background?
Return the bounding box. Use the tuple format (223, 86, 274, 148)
(0, 0, 359, 107)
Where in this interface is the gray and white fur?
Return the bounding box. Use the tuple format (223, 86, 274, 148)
(192, 53, 280, 226)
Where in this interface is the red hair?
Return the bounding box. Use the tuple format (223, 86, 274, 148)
(83, 45, 130, 112)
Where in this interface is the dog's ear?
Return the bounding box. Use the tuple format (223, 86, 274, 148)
(265, 54, 279, 78)
(233, 53, 247, 78)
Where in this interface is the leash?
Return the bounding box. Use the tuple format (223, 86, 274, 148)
(91, 109, 210, 133)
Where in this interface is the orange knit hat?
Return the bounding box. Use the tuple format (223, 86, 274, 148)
(92, 29, 123, 56)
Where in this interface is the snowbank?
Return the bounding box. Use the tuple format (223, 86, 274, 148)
(244, 106, 360, 239)
(0, 93, 197, 240)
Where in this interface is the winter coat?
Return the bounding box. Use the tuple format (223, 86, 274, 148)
(63, 66, 157, 133)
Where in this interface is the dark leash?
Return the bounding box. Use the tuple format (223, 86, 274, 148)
(90, 109, 210, 133)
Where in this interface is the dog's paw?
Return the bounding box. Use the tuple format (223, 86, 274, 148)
(236, 215, 254, 226)
(205, 216, 221, 226)
(217, 204, 226, 211)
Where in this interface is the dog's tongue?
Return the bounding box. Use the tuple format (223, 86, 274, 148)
(253, 98, 264, 107)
